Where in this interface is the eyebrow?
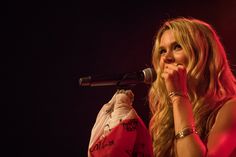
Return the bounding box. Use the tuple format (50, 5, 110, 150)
(159, 41, 179, 50)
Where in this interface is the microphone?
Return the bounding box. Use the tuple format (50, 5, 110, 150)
(79, 68, 156, 87)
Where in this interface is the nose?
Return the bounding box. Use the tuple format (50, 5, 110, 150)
(163, 51, 175, 63)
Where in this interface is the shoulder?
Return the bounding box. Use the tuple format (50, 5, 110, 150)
(221, 96, 236, 111)
(207, 97, 236, 156)
(215, 97, 236, 130)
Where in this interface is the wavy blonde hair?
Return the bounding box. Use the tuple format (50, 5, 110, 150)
(149, 17, 236, 156)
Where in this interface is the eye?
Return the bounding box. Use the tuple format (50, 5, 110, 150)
(159, 49, 166, 55)
(173, 43, 182, 51)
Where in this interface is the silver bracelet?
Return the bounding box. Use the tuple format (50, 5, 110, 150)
(168, 91, 188, 99)
(175, 126, 198, 139)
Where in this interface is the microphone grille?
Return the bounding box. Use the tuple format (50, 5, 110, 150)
(142, 68, 156, 84)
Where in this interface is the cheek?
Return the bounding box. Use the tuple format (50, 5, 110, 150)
(159, 57, 165, 69)
(175, 54, 188, 67)
(182, 56, 189, 67)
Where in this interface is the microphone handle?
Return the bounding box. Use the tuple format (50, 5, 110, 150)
(79, 72, 144, 87)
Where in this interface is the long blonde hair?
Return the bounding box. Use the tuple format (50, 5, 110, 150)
(149, 17, 236, 156)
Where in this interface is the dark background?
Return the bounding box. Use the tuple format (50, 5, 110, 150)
(7, 0, 236, 157)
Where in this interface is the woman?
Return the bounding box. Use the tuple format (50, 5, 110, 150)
(149, 17, 236, 156)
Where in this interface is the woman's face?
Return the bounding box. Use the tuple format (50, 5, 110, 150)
(159, 30, 188, 70)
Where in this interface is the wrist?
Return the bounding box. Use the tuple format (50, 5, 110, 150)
(168, 91, 189, 104)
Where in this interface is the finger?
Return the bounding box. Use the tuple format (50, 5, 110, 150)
(163, 68, 176, 75)
(176, 64, 186, 73)
(165, 64, 178, 70)
(161, 69, 177, 81)
(166, 63, 186, 73)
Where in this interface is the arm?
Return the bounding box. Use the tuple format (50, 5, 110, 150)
(172, 96, 206, 157)
(162, 64, 206, 156)
(172, 97, 236, 157)
(162, 64, 236, 156)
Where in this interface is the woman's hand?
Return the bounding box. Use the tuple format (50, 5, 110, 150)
(161, 63, 188, 95)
